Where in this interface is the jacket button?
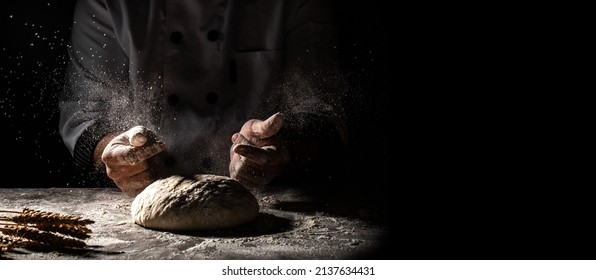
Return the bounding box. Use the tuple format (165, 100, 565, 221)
(201, 157, 213, 169)
(164, 156, 176, 167)
(170, 31, 183, 44)
(207, 30, 220, 41)
(206, 92, 218, 104)
(167, 94, 179, 106)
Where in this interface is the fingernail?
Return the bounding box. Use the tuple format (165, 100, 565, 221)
(130, 132, 147, 147)
(231, 133, 239, 142)
(234, 144, 246, 154)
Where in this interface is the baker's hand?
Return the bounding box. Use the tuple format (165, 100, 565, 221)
(101, 126, 166, 196)
(229, 113, 290, 189)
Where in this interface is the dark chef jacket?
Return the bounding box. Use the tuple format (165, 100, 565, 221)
(58, 0, 348, 179)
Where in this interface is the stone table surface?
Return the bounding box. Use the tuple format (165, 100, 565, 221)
(0, 186, 391, 260)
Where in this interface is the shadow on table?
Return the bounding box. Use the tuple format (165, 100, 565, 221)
(0, 243, 124, 259)
(257, 183, 389, 224)
(154, 212, 293, 238)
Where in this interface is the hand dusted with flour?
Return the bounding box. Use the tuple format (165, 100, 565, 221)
(99, 126, 166, 196)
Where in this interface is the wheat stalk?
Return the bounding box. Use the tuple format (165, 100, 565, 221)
(0, 208, 94, 226)
(1, 225, 87, 248)
(0, 235, 23, 252)
(0, 208, 96, 254)
(34, 223, 91, 239)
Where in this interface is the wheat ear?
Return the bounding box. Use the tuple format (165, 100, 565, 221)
(1, 235, 23, 252)
(6, 208, 95, 226)
(34, 223, 91, 239)
(1, 225, 87, 248)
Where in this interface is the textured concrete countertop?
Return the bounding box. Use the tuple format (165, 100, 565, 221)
(0, 185, 391, 260)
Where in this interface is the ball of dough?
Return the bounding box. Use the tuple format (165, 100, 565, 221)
(131, 174, 259, 231)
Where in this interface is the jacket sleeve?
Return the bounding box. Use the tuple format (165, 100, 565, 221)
(59, 0, 130, 174)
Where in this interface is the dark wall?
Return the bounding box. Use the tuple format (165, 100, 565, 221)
(1, 1, 79, 187)
(0, 1, 391, 188)
(335, 1, 391, 180)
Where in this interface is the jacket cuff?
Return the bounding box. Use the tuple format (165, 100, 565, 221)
(72, 122, 109, 174)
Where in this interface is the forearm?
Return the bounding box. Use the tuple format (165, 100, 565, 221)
(60, 0, 129, 174)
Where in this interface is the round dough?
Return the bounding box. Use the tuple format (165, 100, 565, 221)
(131, 174, 259, 231)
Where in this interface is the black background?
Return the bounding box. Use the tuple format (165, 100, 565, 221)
(2, 1, 81, 187)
